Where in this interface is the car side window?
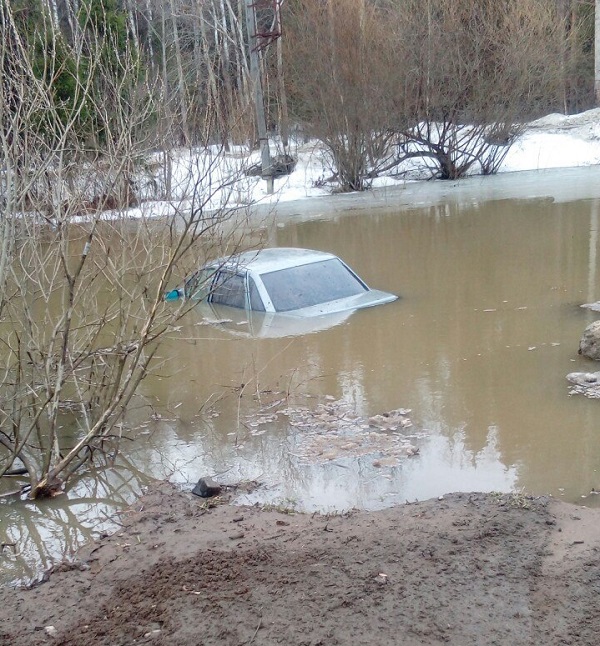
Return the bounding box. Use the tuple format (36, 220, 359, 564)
(184, 268, 214, 299)
(248, 276, 265, 311)
(210, 271, 247, 309)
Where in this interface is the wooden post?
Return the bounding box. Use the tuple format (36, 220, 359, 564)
(244, 0, 273, 193)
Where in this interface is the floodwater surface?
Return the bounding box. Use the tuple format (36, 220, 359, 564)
(3, 167, 600, 583)
(141, 190, 600, 509)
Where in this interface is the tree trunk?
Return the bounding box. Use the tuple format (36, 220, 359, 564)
(595, 0, 600, 104)
(169, 0, 191, 144)
(275, 1, 289, 149)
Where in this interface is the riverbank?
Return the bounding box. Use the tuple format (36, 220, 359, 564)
(1, 481, 600, 645)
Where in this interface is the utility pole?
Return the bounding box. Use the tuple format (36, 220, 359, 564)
(244, 0, 273, 194)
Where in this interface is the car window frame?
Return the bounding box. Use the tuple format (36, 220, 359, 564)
(257, 258, 368, 313)
(207, 269, 249, 310)
(184, 267, 217, 300)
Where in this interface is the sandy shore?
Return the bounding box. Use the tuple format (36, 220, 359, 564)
(1, 481, 600, 645)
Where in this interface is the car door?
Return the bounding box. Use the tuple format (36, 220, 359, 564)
(208, 270, 248, 309)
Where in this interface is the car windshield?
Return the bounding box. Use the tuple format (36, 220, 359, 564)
(260, 258, 367, 312)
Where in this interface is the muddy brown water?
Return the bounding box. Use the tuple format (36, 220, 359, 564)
(3, 168, 600, 584)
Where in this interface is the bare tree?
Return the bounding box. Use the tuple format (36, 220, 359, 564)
(283, 0, 583, 187)
(555, 0, 595, 113)
(169, 0, 191, 144)
(0, 1, 250, 498)
(595, 0, 600, 104)
(390, 0, 572, 180)
(283, 0, 400, 191)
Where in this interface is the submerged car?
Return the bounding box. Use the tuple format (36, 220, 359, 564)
(166, 248, 397, 317)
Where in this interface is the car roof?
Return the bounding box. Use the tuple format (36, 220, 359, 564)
(211, 248, 338, 275)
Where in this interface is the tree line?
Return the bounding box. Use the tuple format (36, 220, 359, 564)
(2, 0, 597, 190)
(284, 0, 594, 188)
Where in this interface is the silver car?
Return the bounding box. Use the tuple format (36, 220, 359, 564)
(168, 248, 397, 317)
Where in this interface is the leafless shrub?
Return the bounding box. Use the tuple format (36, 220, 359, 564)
(391, 0, 571, 179)
(283, 0, 400, 192)
(0, 2, 251, 498)
(283, 0, 582, 186)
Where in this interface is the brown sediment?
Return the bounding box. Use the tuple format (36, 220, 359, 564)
(1, 482, 600, 646)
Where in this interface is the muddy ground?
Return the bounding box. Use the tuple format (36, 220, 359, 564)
(1, 482, 600, 645)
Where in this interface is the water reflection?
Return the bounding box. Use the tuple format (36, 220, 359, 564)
(588, 202, 599, 302)
(1, 463, 149, 586)
(190, 301, 355, 338)
(4, 179, 600, 584)
(122, 401, 517, 513)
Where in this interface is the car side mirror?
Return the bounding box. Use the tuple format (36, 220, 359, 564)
(165, 288, 183, 301)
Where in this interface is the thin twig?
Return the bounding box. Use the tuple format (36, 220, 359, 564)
(248, 615, 262, 645)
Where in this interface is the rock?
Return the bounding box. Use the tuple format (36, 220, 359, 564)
(567, 372, 600, 386)
(579, 321, 600, 360)
(566, 372, 600, 398)
(245, 154, 297, 178)
(192, 477, 221, 498)
(581, 301, 600, 313)
(271, 154, 297, 177)
(44, 626, 57, 638)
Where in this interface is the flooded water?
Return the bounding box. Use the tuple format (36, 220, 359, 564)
(3, 167, 600, 584)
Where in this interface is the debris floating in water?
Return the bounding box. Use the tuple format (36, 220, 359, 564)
(245, 397, 425, 467)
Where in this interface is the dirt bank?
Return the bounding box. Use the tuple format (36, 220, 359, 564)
(1, 482, 600, 646)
